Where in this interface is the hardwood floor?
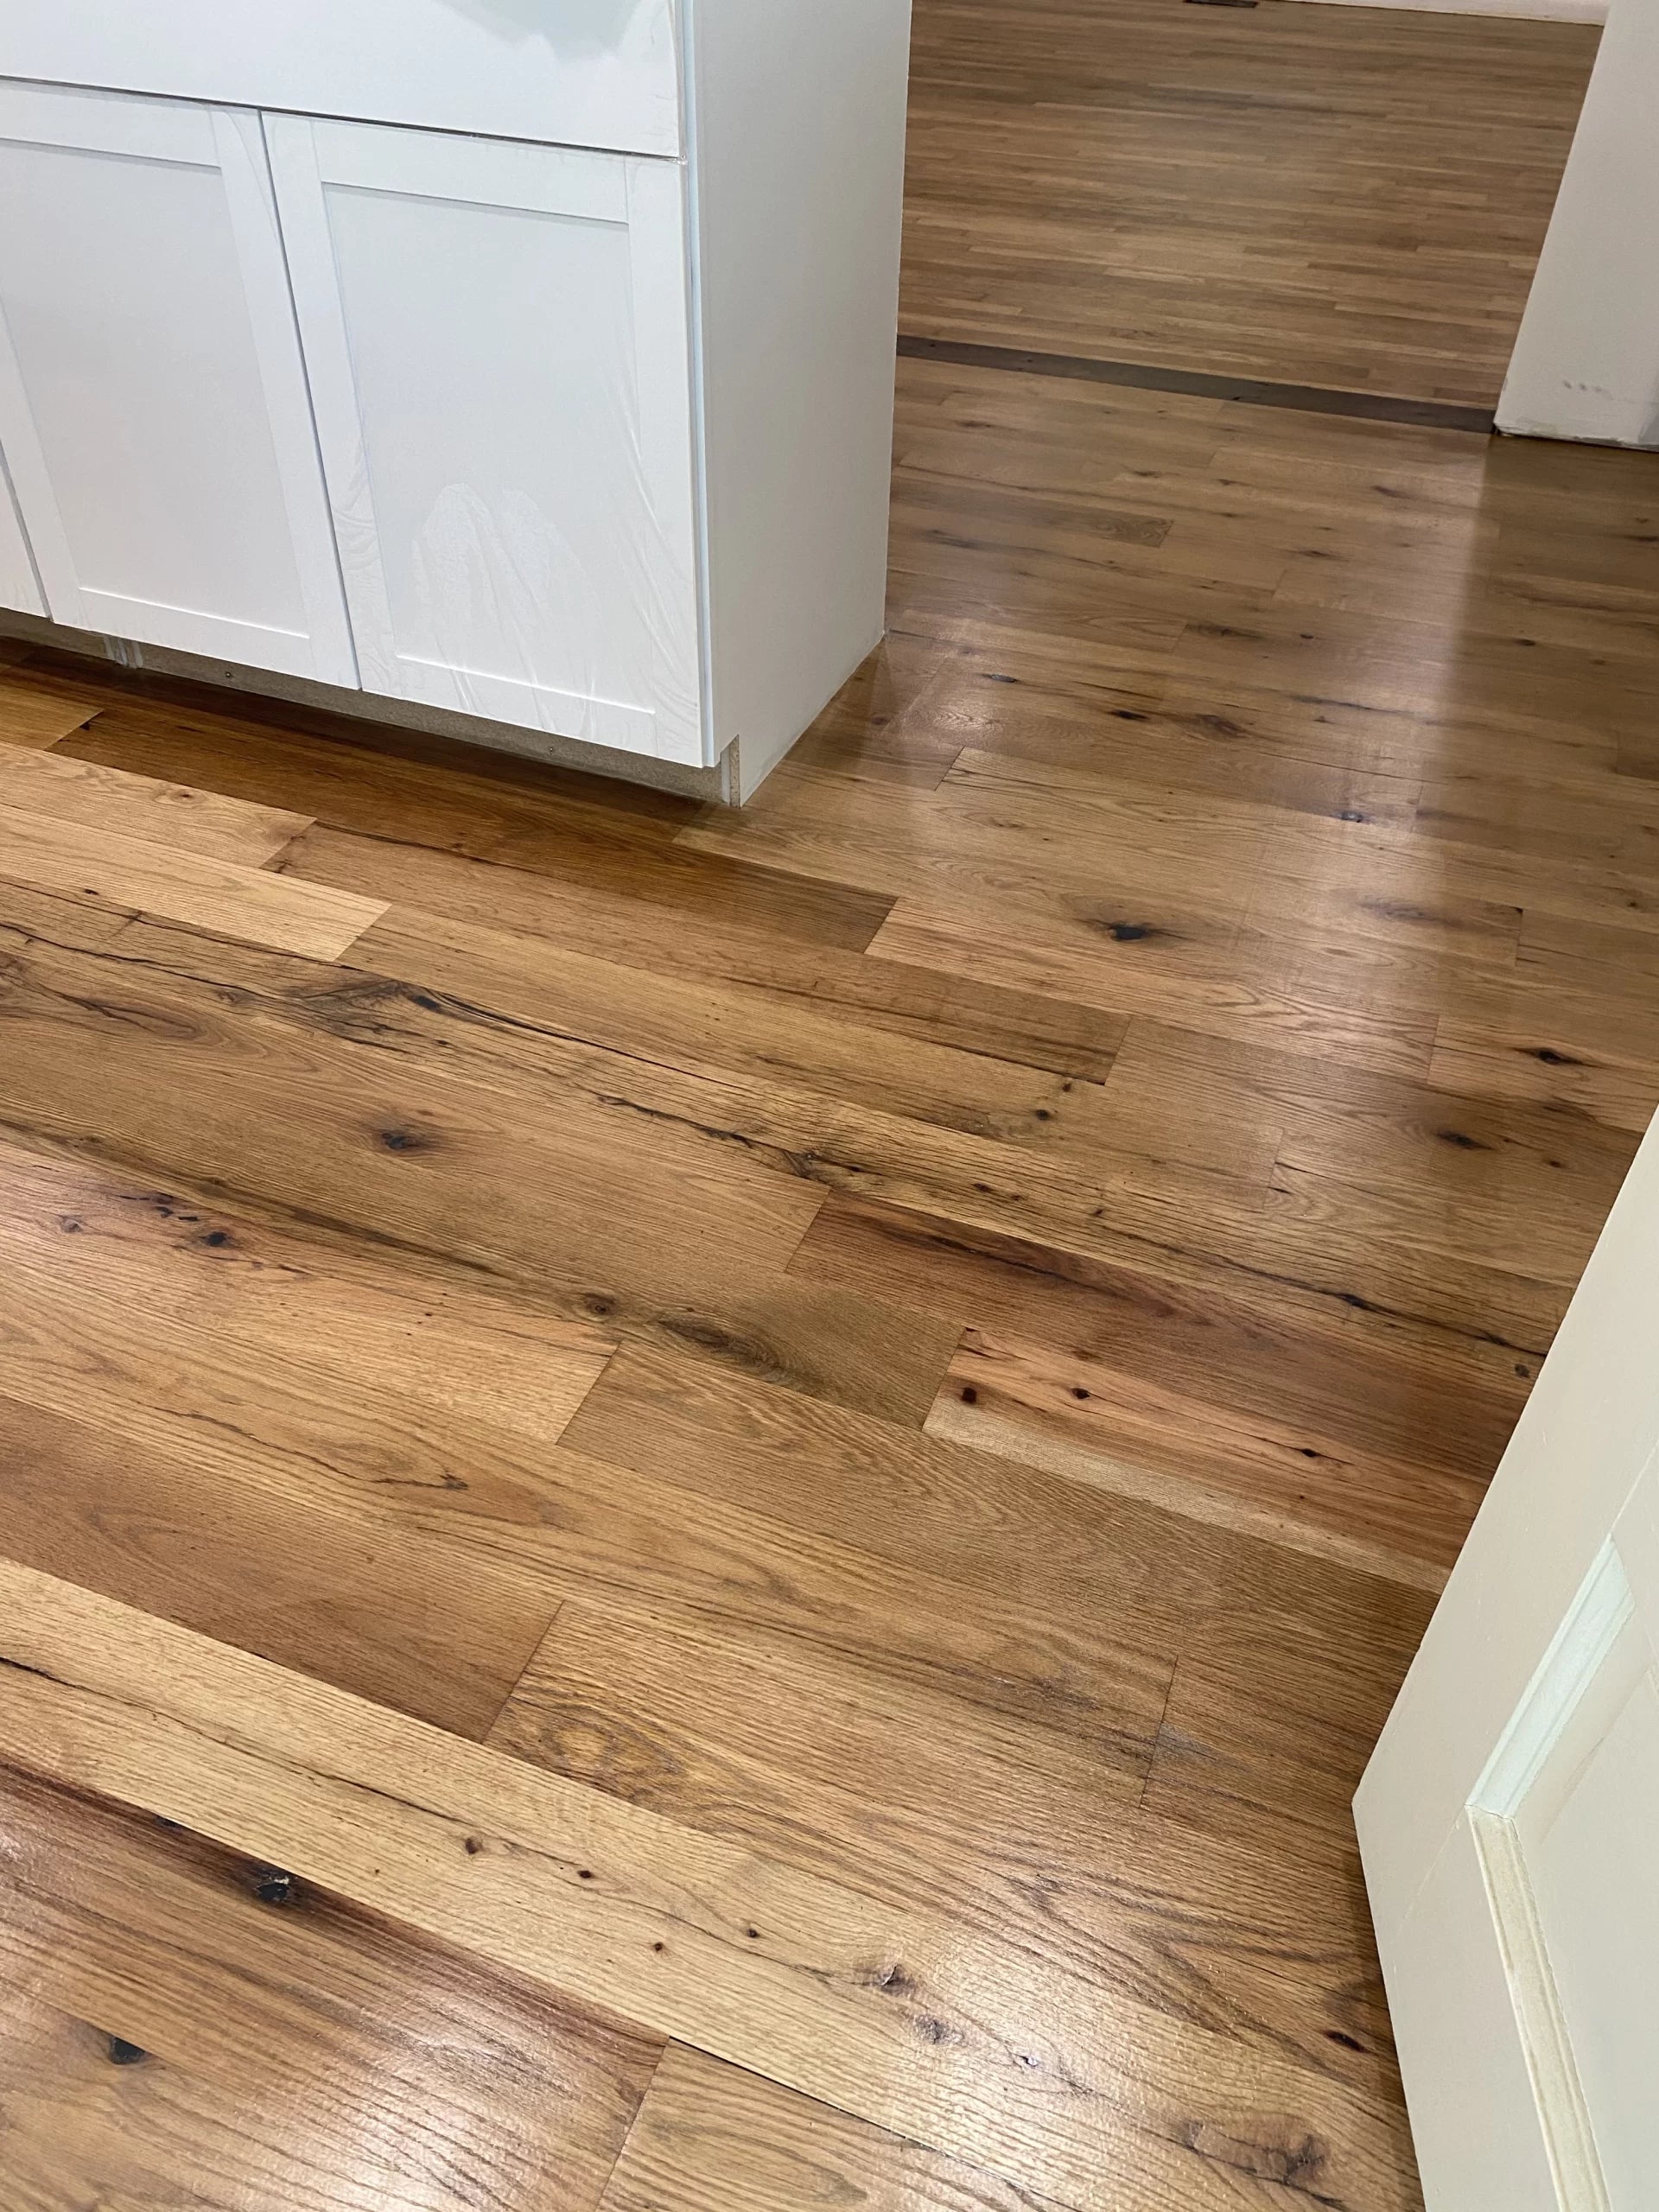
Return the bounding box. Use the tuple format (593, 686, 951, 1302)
(902, 0, 1599, 404)
(3, 3, 1656, 2205)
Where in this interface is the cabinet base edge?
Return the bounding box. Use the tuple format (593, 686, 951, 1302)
(0, 611, 740, 806)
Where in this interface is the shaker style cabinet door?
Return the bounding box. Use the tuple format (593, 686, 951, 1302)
(265, 118, 704, 765)
(0, 83, 355, 683)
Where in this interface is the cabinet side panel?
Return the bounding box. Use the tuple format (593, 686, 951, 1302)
(686, 0, 912, 798)
(0, 448, 44, 616)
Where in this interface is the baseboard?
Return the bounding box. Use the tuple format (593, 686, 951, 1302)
(1294, 0, 1605, 22)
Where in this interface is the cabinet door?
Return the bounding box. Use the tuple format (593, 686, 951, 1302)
(0, 83, 355, 683)
(266, 118, 703, 766)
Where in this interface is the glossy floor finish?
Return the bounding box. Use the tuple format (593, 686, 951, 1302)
(903, 0, 1599, 404)
(3, 6, 1658, 2207)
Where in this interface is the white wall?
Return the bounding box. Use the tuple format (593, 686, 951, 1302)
(1498, 0, 1659, 446)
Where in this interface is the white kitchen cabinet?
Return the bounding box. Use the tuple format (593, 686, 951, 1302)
(0, 0, 683, 161)
(0, 5, 912, 796)
(0, 83, 356, 685)
(266, 118, 702, 764)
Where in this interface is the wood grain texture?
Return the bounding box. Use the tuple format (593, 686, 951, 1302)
(0, 738, 312, 863)
(0, 1764, 662, 2212)
(492, 1599, 1404, 2098)
(598, 2045, 1073, 2211)
(899, 0, 1598, 405)
(0, 801, 385, 957)
(0, 1564, 1424, 2212)
(0, 18, 1651, 2197)
(0, 667, 104, 749)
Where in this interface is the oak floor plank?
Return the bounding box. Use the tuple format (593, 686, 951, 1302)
(352, 901, 1122, 1144)
(0, 801, 385, 959)
(291, 825, 1129, 1084)
(0, 887, 958, 1423)
(0, 1764, 661, 2212)
(868, 899, 1443, 1079)
(0, 1142, 1113, 1757)
(0, 890, 832, 1345)
(48, 683, 893, 955)
(493, 1599, 1403, 2097)
(0, 668, 104, 750)
(0, 739, 312, 865)
(597, 2045, 1074, 2212)
(0, 1564, 1425, 2212)
(554, 1335, 1436, 1713)
(0, 1393, 560, 1738)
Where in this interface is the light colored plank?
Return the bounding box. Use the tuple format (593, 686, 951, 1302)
(599, 2044, 1072, 2212)
(0, 1561, 1424, 2212)
(0, 668, 102, 748)
(0, 740, 312, 864)
(926, 1362, 1456, 1595)
(0, 802, 385, 957)
(492, 1597, 1407, 2095)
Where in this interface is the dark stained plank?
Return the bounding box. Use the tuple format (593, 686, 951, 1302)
(0, 1763, 663, 2212)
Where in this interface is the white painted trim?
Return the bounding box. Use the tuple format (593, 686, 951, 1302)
(1471, 1812, 1612, 2212)
(1297, 0, 1606, 22)
(1476, 1543, 1636, 1819)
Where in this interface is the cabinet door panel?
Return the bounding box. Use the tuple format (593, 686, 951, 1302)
(0, 83, 354, 683)
(267, 117, 703, 766)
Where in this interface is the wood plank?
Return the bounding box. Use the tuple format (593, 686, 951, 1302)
(351, 901, 1122, 1145)
(598, 2045, 1074, 2212)
(1143, 1607, 1424, 1863)
(493, 1598, 1406, 2097)
(552, 1332, 1435, 1730)
(869, 899, 1441, 1078)
(0, 1563, 1425, 2212)
(0, 1391, 560, 1738)
(0, 740, 312, 864)
(48, 682, 893, 953)
(291, 828, 1129, 1084)
(0, 803, 385, 958)
(0, 1763, 661, 2212)
(0, 668, 104, 749)
(0, 885, 955, 1425)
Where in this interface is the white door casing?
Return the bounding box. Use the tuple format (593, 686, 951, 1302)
(264, 116, 704, 766)
(0, 82, 355, 682)
(1357, 1111, 1659, 2211)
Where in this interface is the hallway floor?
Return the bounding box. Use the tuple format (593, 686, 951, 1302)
(2, 3, 1654, 2209)
(904, 0, 1599, 402)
